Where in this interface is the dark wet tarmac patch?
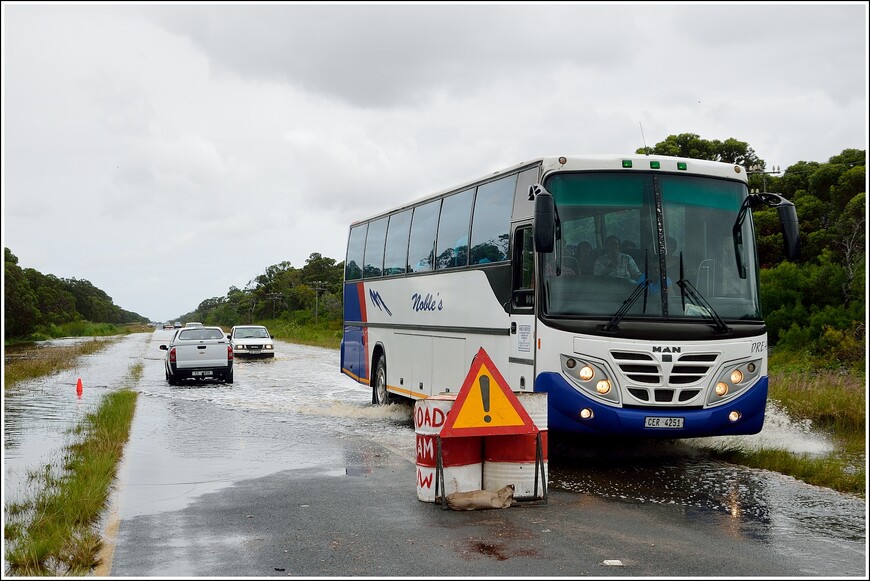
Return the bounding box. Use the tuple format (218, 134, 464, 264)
(344, 466, 372, 476)
(466, 540, 539, 561)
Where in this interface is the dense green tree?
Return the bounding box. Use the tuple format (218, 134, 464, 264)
(637, 133, 762, 168)
(23, 270, 80, 327)
(4, 247, 148, 338)
(829, 148, 866, 166)
(4, 248, 39, 337)
(301, 253, 344, 299)
(831, 165, 865, 211)
(832, 193, 866, 303)
(34, 285, 78, 326)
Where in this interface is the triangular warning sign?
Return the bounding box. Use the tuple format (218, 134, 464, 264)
(440, 347, 538, 438)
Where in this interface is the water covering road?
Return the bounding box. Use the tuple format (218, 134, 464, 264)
(3, 331, 866, 576)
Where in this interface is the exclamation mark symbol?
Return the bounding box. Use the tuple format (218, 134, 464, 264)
(480, 375, 491, 423)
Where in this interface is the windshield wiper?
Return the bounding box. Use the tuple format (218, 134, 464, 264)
(675, 265, 732, 335)
(602, 253, 650, 333)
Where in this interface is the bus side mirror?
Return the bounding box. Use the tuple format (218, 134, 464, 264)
(733, 192, 801, 277)
(532, 185, 555, 253)
(777, 202, 801, 260)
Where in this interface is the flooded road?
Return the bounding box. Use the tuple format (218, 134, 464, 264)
(3, 330, 866, 576)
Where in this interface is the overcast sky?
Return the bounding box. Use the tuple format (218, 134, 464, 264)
(2, 2, 867, 322)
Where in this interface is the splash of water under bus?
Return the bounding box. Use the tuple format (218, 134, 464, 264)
(689, 400, 834, 456)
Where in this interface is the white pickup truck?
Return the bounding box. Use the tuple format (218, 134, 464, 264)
(160, 326, 233, 385)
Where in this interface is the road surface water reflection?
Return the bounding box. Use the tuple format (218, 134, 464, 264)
(3, 331, 866, 576)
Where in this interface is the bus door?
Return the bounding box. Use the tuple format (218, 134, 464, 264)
(509, 225, 536, 392)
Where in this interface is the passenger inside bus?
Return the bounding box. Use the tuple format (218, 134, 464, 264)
(594, 235, 641, 280)
(574, 241, 594, 275)
(544, 253, 577, 276)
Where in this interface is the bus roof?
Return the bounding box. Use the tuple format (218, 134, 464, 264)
(350, 154, 749, 226)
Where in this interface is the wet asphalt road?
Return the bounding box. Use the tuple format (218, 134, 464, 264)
(95, 331, 865, 577)
(104, 409, 812, 578)
(103, 395, 843, 578)
(3, 331, 865, 576)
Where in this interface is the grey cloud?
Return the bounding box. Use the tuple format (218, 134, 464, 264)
(144, 4, 643, 108)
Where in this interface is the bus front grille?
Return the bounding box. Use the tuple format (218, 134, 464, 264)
(613, 351, 719, 405)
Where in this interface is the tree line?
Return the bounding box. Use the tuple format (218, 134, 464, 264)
(5, 136, 865, 370)
(4, 247, 149, 338)
(173, 252, 345, 330)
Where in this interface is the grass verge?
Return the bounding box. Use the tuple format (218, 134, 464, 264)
(260, 319, 342, 349)
(3, 364, 141, 576)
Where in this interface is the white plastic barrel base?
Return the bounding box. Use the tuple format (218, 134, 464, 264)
(416, 462, 483, 503)
(483, 460, 548, 500)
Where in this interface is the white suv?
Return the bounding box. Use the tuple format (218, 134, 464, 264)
(229, 325, 275, 357)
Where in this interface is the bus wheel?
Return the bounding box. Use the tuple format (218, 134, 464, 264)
(373, 357, 390, 406)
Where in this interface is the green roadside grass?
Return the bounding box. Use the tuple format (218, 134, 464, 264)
(260, 319, 342, 349)
(4, 337, 115, 389)
(3, 364, 141, 576)
(703, 364, 866, 497)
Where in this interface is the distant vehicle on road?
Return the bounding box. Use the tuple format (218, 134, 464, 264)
(174, 321, 182, 328)
(228, 325, 275, 357)
(184, 322, 204, 328)
(160, 326, 233, 384)
(162, 323, 174, 330)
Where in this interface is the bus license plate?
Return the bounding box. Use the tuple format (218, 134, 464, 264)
(644, 416, 684, 429)
(192, 370, 212, 377)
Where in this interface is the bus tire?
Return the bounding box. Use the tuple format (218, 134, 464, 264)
(373, 356, 390, 406)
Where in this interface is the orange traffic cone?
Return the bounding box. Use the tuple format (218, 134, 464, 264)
(76, 378, 83, 398)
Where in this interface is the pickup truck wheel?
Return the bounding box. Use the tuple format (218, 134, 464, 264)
(373, 356, 390, 405)
(225, 369, 234, 384)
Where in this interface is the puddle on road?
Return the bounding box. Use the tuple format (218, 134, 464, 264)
(3, 334, 151, 503)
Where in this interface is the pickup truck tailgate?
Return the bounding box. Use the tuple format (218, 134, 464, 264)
(175, 343, 229, 369)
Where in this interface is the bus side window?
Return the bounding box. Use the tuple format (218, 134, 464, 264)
(435, 189, 474, 270)
(470, 174, 515, 264)
(346, 223, 367, 280)
(383, 210, 412, 276)
(408, 200, 440, 272)
(363, 217, 388, 278)
(513, 227, 534, 308)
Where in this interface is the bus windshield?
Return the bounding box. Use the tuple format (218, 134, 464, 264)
(541, 171, 761, 322)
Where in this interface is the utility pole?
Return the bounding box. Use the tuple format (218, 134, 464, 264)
(748, 164, 781, 194)
(267, 293, 282, 319)
(312, 281, 325, 324)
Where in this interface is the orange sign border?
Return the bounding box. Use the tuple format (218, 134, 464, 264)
(439, 347, 538, 438)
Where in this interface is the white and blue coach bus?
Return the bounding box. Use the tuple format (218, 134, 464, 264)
(341, 154, 799, 437)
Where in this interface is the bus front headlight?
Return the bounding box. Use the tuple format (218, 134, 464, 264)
(707, 359, 762, 406)
(561, 354, 620, 404)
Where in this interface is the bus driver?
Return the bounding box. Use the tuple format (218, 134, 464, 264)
(594, 235, 641, 280)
